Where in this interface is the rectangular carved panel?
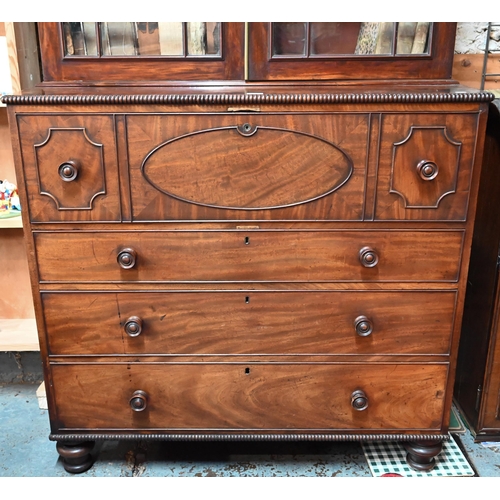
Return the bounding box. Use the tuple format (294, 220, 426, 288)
(17, 114, 121, 222)
(376, 113, 478, 220)
(126, 113, 369, 221)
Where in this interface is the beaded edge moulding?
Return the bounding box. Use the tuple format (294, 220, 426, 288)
(1, 92, 495, 105)
(49, 433, 453, 441)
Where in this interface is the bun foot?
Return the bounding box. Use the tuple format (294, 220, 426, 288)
(403, 439, 443, 472)
(56, 441, 95, 474)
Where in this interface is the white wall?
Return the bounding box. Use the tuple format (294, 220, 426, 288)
(455, 22, 500, 54)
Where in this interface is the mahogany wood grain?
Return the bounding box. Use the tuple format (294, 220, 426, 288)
(17, 114, 121, 222)
(0, 230, 35, 319)
(37, 23, 245, 84)
(2, 21, 490, 470)
(41, 290, 456, 356)
(376, 113, 478, 221)
(126, 113, 368, 221)
(248, 23, 456, 82)
(33, 230, 464, 283)
(454, 101, 500, 439)
(51, 363, 447, 431)
(481, 284, 500, 429)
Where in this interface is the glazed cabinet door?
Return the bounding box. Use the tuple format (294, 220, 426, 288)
(37, 22, 245, 83)
(247, 22, 456, 81)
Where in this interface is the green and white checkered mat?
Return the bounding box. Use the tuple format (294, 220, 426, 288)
(362, 437, 475, 477)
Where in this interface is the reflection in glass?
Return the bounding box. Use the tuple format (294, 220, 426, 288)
(271, 22, 432, 57)
(310, 23, 361, 55)
(396, 22, 430, 54)
(206, 22, 221, 55)
(272, 23, 306, 56)
(63, 22, 98, 56)
(62, 22, 221, 57)
(135, 23, 161, 55)
(354, 22, 395, 55)
(101, 23, 138, 56)
(158, 23, 183, 55)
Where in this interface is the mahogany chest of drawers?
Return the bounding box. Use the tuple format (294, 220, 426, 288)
(4, 87, 492, 472)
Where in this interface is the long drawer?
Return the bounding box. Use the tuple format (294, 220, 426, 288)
(42, 290, 456, 355)
(34, 230, 464, 283)
(51, 363, 447, 431)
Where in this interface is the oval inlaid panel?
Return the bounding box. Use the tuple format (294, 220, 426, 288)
(141, 125, 353, 210)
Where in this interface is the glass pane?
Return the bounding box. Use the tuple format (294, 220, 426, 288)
(63, 22, 222, 58)
(135, 22, 161, 55)
(206, 22, 221, 55)
(83, 23, 98, 56)
(354, 22, 395, 55)
(310, 23, 362, 55)
(158, 22, 183, 55)
(101, 23, 138, 56)
(396, 22, 431, 54)
(62, 22, 98, 56)
(272, 23, 306, 56)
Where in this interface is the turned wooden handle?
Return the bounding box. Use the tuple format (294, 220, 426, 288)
(117, 248, 137, 269)
(58, 160, 79, 182)
(416, 160, 439, 181)
(359, 247, 379, 268)
(354, 316, 373, 337)
(351, 389, 369, 411)
(124, 316, 143, 337)
(129, 390, 148, 412)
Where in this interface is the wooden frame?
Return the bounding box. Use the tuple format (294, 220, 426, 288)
(37, 22, 245, 84)
(247, 23, 457, 81)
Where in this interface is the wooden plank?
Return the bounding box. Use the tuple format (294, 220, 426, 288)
(0, 215, 22, 228)
(0, 319, 39, 351)
(0, 230, 35, 319)
(4, 22, 40, 94)
(452, 52, 500, 90)
(4, 23, 19, 94)
(36, 381, 47, 410)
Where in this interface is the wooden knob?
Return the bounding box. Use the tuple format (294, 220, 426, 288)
(351, 389, 369, 411)
(359, 247, 379, 268)
(129, 390, 148, 412)
(58, 160, 79, 182)
(354, 316, 373, 337)
(117, 248, 137, 269)
(417, 160, 439, 181)
(124, 316, 143, 337)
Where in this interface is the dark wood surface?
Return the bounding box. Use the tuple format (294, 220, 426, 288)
(126, 113, 367, 221)
(3, 21, 493, 471)
(51, 363, 447, 431)
(17, 114, 120, 222)
(7, 98, 489, 471)
(37, 23, 245, 84)
(36, 23, 457, 85)
(33, 230, 464, 283)
(248, 23, 457, 82)
(41, 290, 456, 356)
(454, 100, 500, 440)
(376, 112, 478, 221)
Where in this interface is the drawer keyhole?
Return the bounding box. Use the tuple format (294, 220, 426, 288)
(245, 367, 251, 375)
(245, 296, 250, 304)
(245, 236, 250, 245)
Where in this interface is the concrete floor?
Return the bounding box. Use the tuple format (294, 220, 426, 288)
(1, 383, 500, 478)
